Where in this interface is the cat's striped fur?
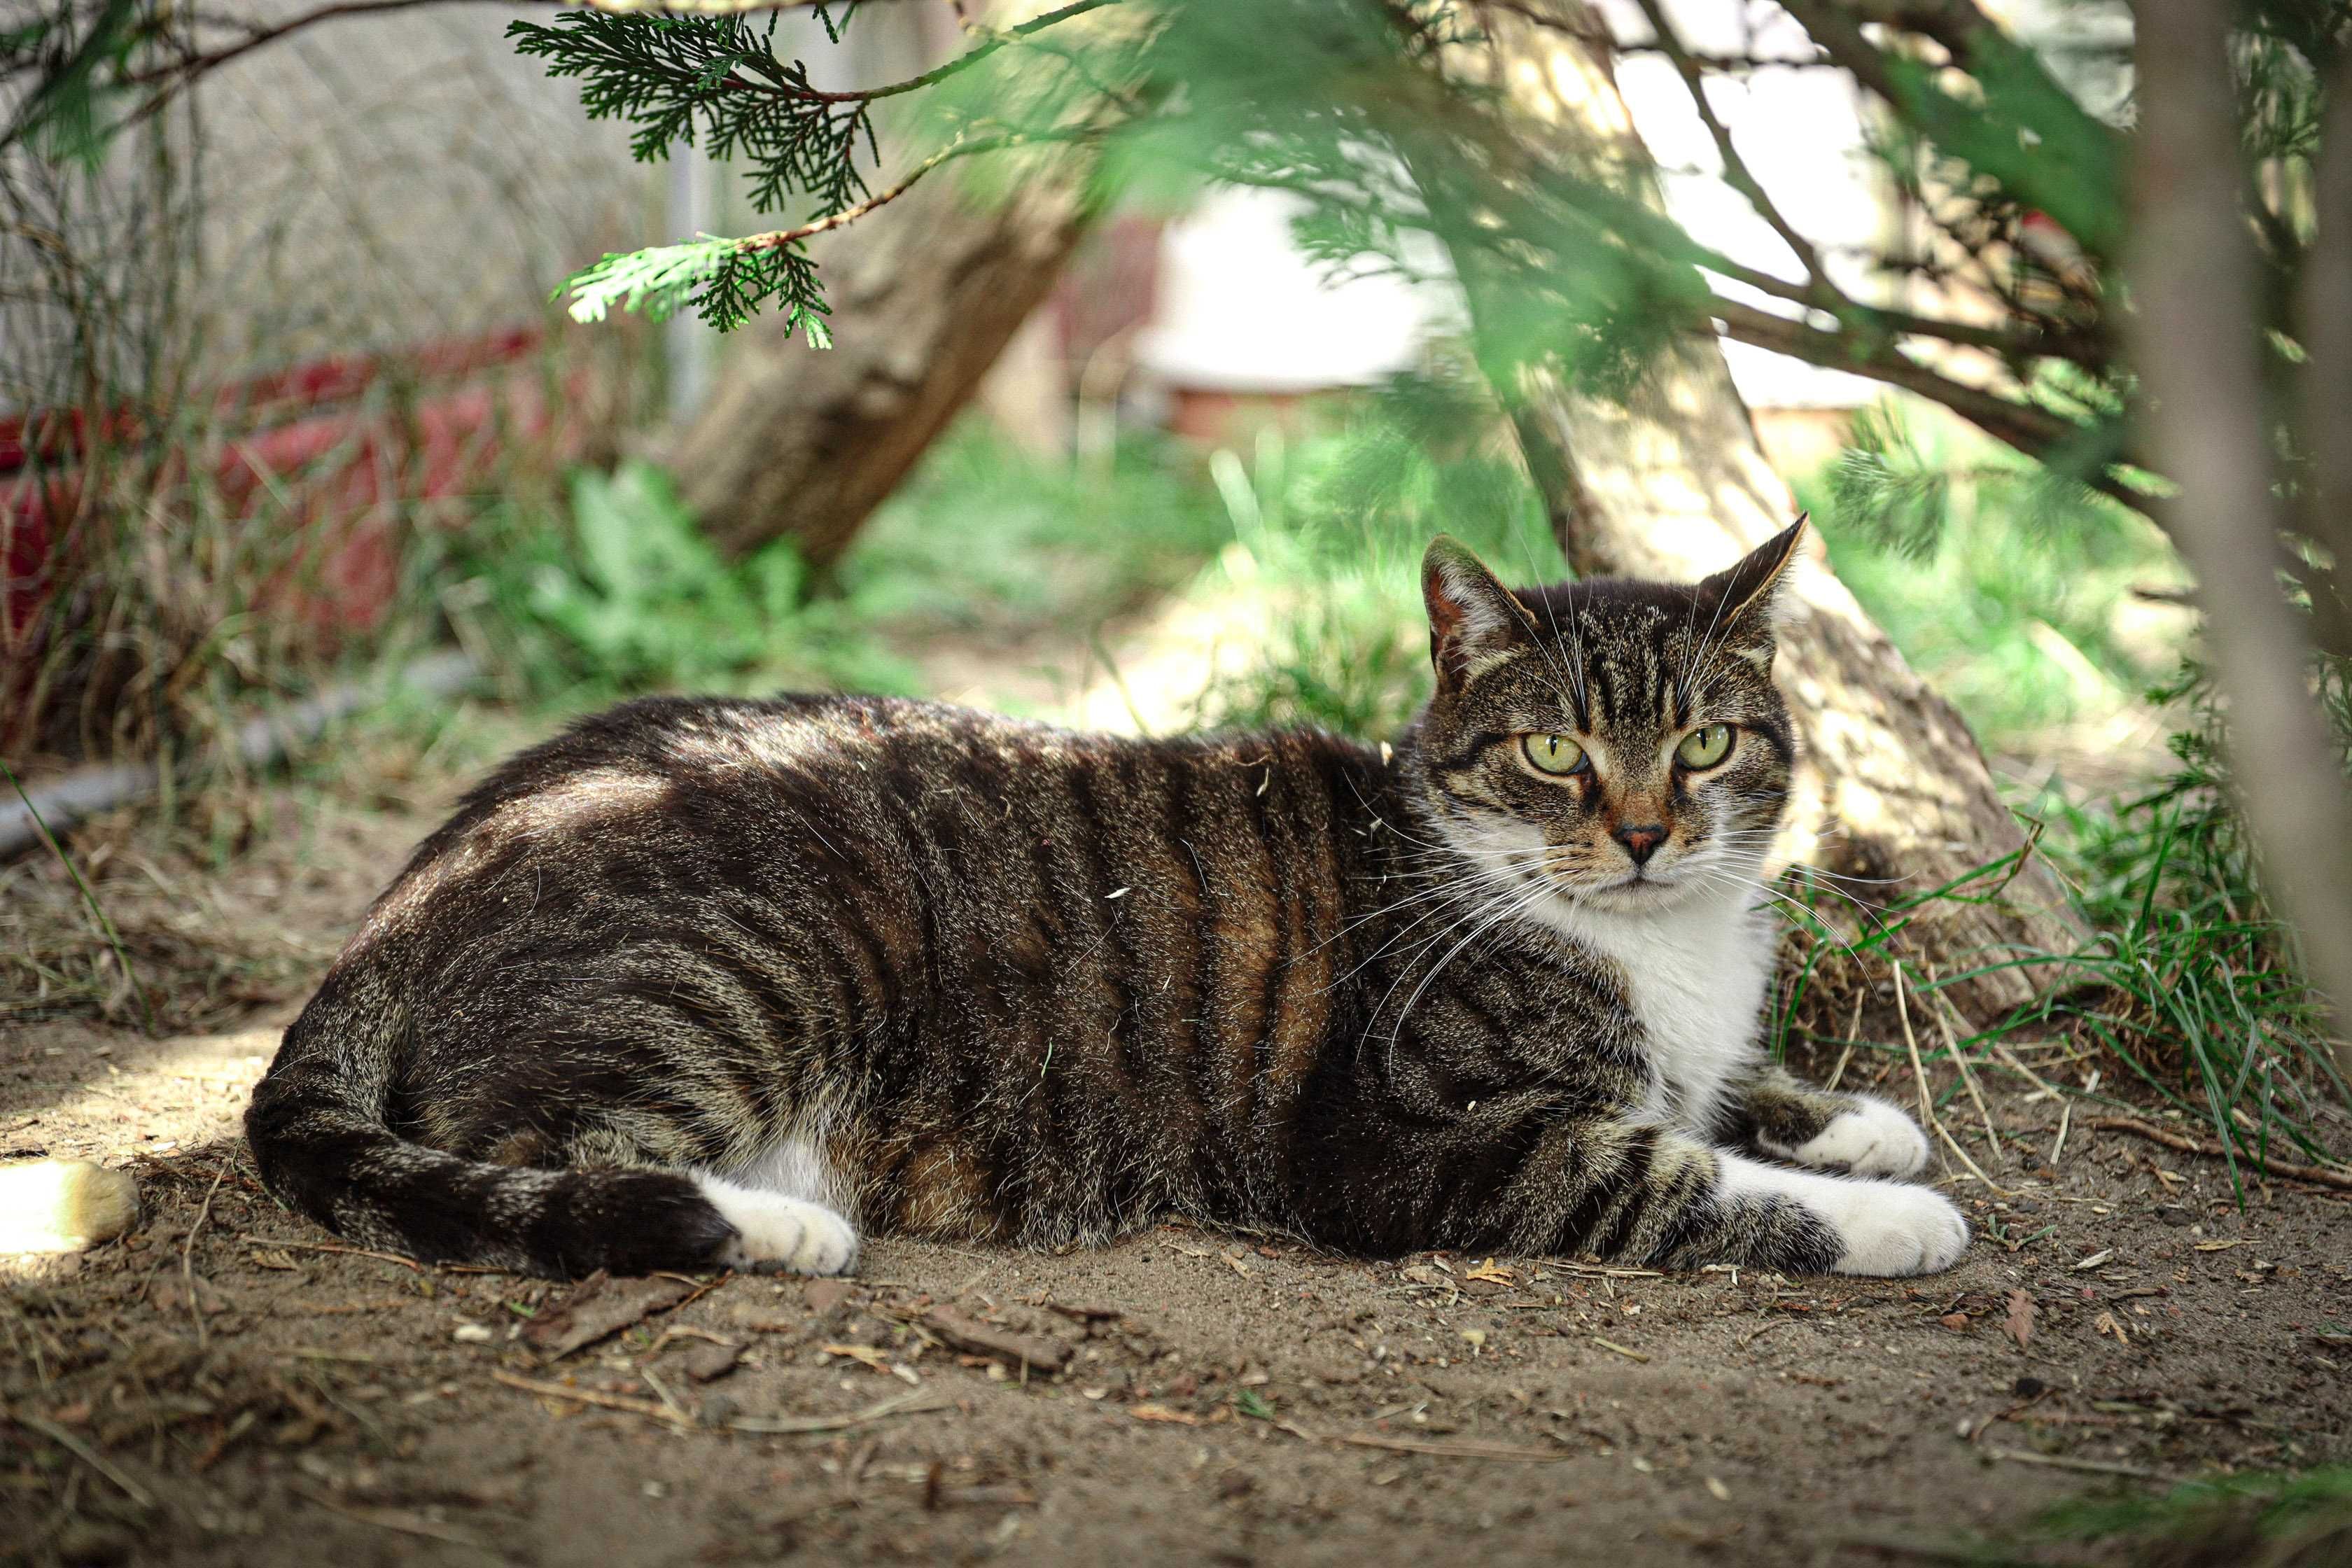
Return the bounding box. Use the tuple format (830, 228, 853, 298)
(246, 521, 1967, 1280)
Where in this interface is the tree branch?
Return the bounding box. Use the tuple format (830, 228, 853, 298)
(1707, 296, 2057, 441)
(1630, 0, 1835, 300)
(1705, 293, 2152, 517)
(730, 124, 1095, 252)
(110, 0, 1117, 109)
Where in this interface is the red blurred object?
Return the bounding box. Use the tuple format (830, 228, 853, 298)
(1, 326, 581, 648)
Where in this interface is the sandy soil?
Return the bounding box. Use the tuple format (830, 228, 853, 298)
(6, 780, 2351, 1568)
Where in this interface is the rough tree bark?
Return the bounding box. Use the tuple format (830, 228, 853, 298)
(673, 168, 1088, 572)
(1447, 1, 2082, 1021)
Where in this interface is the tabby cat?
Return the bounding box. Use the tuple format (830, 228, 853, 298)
(246, 520, 1968, 1280)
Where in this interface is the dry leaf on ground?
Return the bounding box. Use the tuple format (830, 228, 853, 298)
(522, 1271, 695, 1360)
(2003, 1289, 2036, 1351)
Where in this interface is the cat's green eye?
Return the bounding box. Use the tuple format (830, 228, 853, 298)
(1522, 734, 1587, 776)
(1676, 724, 1735, 770)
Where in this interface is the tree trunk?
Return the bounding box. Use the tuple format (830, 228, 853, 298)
(1448, 1, 2082, 1022)
(2134, 0, 2352, 1084)
(673, 167, 1087, 571)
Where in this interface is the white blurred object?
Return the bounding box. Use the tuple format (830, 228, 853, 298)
(1135, 187, 1452, 393)
(1600, 0, 1882, 410)
(1139, 3, 1891, 413)
(0, 1160, 140, 1254)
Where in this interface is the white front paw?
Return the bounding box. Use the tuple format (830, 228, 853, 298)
(695, 1177, 860, 1276)
(1776, 1096, 1929, 1177)
(1822, 1182, 1969, 1276)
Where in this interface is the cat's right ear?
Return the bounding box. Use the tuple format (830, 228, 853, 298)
(1423, 536, 1527, 686)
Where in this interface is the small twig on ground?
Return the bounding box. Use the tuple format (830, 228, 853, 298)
(727, 1385, 955, 1436)
(666, 1272, 734, 1313)
(183, 1163, 229, 1346)
(639, 1364, 692, 1426)
(492, 1369, 694, 1428)
(2050, 1101, 2072, 1169)
(1549, 1260, 1665, 1280)
(2089, 1116, 2352, 1193)
(1982, 1443, 2167, 1480)
(1591, 1337, 1650, 1363)
(239, 1234, 424, 1271)
(3, 1408, 155, 1508)
(289, 1480, 493, 1550)
(917, 1307, 1071, 1375)
(1991, 1041, 2067, 1102)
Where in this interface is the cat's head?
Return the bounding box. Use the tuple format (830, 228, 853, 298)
(1410, 521, 1805, 911)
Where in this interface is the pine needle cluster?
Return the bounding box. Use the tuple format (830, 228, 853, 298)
(507, 6, 874, 335)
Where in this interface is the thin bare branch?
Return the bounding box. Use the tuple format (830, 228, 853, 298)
(1630, 0, 1833, 299)
(1707, 296, 2062, 450)
(111, 0, 1117, 111)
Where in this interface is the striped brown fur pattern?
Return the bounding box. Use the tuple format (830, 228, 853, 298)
(247, 521, 1968, 1280)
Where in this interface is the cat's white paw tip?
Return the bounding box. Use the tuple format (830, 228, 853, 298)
(696, 1179, 859, 1277)
(1785, 1098, 1929, 1177)
(0, 1160, 139, 1254)
(1830, 1183, 1969, 1277)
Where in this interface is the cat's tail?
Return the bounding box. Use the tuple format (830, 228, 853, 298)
(244, 967, 823, 1280)
(0, 1160, 139, 1254)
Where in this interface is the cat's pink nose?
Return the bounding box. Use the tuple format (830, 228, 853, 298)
(1613, 823, 1667, 865)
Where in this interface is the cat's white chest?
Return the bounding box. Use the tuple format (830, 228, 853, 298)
(1535, 892, 1774, 1133)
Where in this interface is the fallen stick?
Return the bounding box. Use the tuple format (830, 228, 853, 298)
(239, 1235, 424, 1272)
(1334, 1431, 1572, 1463)
(1550, 1260, 1664, 1280)
(918, 1307, 1072, 1375)
(727, 1385, 955, 1436)
(2088, 1116, 2352, 1193)
(290, 1481, 496, 1552)
(491, 1369, 691, 1427)
(182, 1165, 228, 1347)
(1981, 1443, 2166, 1480)
(2, 1406, 156, 1508)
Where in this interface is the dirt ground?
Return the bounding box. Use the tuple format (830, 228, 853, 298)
(6, 776, 2352, 1568)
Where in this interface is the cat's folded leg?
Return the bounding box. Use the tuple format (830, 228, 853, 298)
(1708, 1149, 1968, 1276)
(1505, 1120, 1966, 1277)
(1719, 1063, 1928, 1178)
(692, 1172, 860, 1275)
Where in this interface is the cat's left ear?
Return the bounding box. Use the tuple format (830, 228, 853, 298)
(1697, 514, 1807, 664)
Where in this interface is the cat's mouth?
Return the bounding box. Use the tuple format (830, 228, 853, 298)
(1564, 868, 1687, 905)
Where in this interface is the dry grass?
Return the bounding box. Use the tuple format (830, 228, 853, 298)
(0, 711, 497, 1034)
